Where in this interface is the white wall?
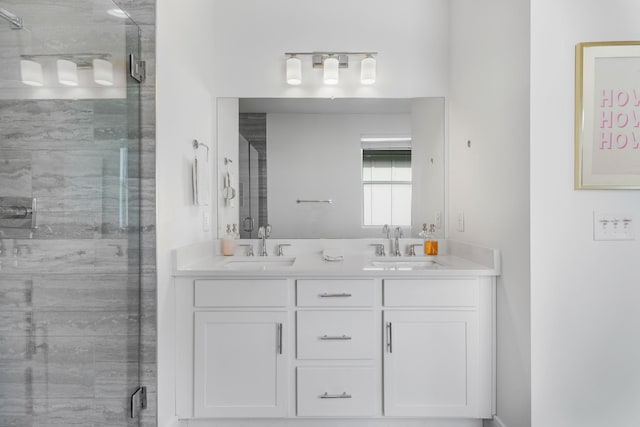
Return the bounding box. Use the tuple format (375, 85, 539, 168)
(217, 97, 240, 235)
(267, 113, 411, 238)
(531, 1, 640, 427)
(156, 1, 216, 426)
(448, 1, 531, 427)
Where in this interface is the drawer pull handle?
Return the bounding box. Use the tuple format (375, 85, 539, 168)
(320, 334, 352, 341)
(319, 292, 352, 298)
(320, 392, 352, 399)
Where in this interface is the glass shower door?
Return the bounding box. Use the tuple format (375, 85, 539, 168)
(0, 1, 143, 425)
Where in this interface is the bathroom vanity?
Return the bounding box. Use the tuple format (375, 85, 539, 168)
(173, 240, 499, 427)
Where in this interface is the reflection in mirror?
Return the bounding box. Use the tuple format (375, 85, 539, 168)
(217, 97, 445, 239)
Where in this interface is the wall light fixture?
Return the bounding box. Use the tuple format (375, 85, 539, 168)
(20, 59, 44, 87)
(93, 58, 114, 86)
(56, 59, 79, 86)
(285, 51, 377, 86)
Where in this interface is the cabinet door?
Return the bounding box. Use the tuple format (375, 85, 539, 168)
(383, 310, 478, 417)
(194, 311, 288, 417)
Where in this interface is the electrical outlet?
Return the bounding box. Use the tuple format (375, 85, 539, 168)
(457, 211, 465, 232)
(593, 212, 634, 241)
(435, 211, 442, 228)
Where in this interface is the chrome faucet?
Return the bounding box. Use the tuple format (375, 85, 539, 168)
(383, 224, 394, 255)
(257, 224, 271, 256)
(393, 227, 403, 256)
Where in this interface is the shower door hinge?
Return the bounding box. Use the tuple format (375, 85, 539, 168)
(129, 54, 146, 83)
(130, 386, 147, 419)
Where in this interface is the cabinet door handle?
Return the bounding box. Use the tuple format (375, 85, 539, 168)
(319, 334, 352, 341)
(319, 292, 352, 298)
(277, 323, 283, 355)
(320, 392, 352, 399)
(386, 322, 393, 353)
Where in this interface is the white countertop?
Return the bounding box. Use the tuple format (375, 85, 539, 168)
(173, 239, 501, 278)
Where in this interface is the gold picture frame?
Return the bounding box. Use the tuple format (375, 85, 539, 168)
(575, 41, 640, 189)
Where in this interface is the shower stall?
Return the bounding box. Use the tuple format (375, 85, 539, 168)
(0, 1, 145, 425)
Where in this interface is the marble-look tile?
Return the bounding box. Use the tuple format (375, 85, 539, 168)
(0, 311, 33, 337)
(0, 101, 94, 151)
(0, 276, 33, 310)
(34, 310, 139, 338)
(0, 151, 32, 197)
(93, 335, 141, 364)
(31, 275, 138, 312)
(94, 361, 139, 398)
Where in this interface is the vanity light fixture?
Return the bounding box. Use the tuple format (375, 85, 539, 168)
(20, 59, 44, 87)
(284, 51, 377, 86)
(323, 56, 339, 85)
(93, 58, 114, 86)
(360, 55, 376, 85)
(56, 59, 79, 86)
(286, 56, 302, 85)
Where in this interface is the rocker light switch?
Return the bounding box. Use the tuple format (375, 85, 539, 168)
(593, 212, 634, 241)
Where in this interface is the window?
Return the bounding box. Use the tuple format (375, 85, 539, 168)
(362, 149, 411, 226)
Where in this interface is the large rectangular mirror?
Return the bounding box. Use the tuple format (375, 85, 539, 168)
(216, 97, 445, 239)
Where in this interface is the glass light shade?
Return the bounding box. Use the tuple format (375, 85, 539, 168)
(361, 56, 376, 85)
(56, 59, 78, 86)
(20, 60, 44, 87)
(323, 57, 339, 85)
(93, 59, 114, 86)
(286, 57, 302, 85)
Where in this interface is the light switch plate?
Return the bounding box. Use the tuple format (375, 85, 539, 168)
(203, 211, 211, 232)
(435, 210, 442, 228)
(457, 211, 465, 232)
(593, 212, 634, 241)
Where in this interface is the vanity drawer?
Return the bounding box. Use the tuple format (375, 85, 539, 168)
(383, 279, 478, 308)
(297, 367, 375, 417)
(296, 310, 374, 360)
(194, 279, 289, 307)
(296, 279, 374, 307)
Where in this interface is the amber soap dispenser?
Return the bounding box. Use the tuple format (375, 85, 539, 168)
(421, 223, 438, 256)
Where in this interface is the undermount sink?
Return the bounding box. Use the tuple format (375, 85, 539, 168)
(222, 256, 296, 271)
(365, 256, 441, 270)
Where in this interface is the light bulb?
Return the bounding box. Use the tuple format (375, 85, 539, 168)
(56, 59, 78, 86)
(93, 59, 114, 86)
(323, 57, 339, 85)
(361, 56, 376, 85)
(286, 56, 302, 85)
(20, 60, 44, 87)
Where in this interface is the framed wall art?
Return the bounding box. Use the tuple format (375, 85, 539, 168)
(575, 41, 640, 189)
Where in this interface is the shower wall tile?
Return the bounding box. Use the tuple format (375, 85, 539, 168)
(33, 311, 140, 338)
(94, 361, 139, 399)
(0, 311, 32, 336)
(0, 101, 94, 151)
(31, 275, 138, 312)
(0, 151, 32, 197)
(0, 276, 33, 310)
(93, 335, 140, 364)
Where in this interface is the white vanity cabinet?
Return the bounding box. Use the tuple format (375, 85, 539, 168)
(194, 311, 288, 417)
(175, 269, 495, 424)
(178, 278, 290, 418)
(383, 278, 494, 418)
